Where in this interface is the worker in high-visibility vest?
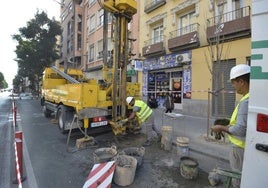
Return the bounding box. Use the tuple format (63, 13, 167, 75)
(211, 64, 250, 188)
(121, 96, 161, 146)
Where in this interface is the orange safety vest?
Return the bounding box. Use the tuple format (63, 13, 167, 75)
(228, 93, 249, 148)
(134, 100, 152, 123)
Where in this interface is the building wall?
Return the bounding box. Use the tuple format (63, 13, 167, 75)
(138, 0, 252, 116)
(81, 0, 140, 81)
(192, 38, 251, 100)
(83, 0, 106, 79)
(59, 0, 252, 117)
(60, 0, 74, 64)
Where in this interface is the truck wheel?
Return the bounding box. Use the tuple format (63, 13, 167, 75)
(57, 105, 68, 134)
(40, 98, 45, 106)
(43, 106, 51, 118)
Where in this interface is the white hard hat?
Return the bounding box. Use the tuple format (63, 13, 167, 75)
(230, 64, 250, 80)
(126, 97, 134, 105)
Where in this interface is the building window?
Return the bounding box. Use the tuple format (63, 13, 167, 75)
(90, 15, 95, 32)
(232, 0, 243, 19)
(90, 0, 96, 5)
(78, 14, 82, 32)
(108, 13, 113, 23)
(67, 21, 72, 36)
(68, 2, 73, 12)
(98, 9, 104, 26)
(215, 1, 228, 23)
(152, 25, 164, 44)
(179, 11, 195, 35)
(89, 45, 94, 62)
(67, 40, 73, 54)
(97, 40, 103, 59)
(61, 12, 66, 22)
(77, 34, 82, 50)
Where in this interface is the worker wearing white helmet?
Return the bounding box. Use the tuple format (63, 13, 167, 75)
(211, 64, 250, 187)
(122, 96, 161, 146)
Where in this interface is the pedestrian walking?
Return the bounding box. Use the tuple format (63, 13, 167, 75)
(211, 64, 250, 188)
(121, 96, 161, 146)
(148, 94, 158, 109)
(164, 89, 174, 113)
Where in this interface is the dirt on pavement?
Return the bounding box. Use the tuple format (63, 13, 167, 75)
(71, 131, 211, 188)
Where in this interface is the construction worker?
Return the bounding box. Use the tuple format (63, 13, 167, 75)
(122, 96, 161, 146)
(211, 64, 250, 188)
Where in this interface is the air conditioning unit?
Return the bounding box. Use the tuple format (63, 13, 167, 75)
(175, 53, 191, 64)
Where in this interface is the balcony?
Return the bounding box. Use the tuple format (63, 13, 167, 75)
(207, 6, 251, 43)
(142, 35, 166, 57)
(144, 0, 166, 14)
(168, 23, 200, 52)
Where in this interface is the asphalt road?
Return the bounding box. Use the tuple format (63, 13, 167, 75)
(1, 92, 217, 188)
(0, 92, 13, 188)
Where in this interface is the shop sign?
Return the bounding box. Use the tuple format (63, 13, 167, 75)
(143, 52, 191, 71)
(127, 69, 136, 76)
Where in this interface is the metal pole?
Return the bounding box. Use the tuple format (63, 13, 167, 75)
(121, 16, 128, 118)
(207, 88, 211, 139)
(112, 15, 120, 121)
(103, 10, 108, 66)
(72, 0, 76, 69)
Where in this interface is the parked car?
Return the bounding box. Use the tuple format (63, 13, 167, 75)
(19, 93, 34, 99)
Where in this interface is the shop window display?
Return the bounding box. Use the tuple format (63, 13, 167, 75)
(172, 79, 182, 103)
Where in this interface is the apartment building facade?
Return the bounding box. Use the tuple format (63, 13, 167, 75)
(59, 0, 83, 69)
(59, 0, 140, 82)
(139, 0, 251, 117)
(59, 0, 251, 117)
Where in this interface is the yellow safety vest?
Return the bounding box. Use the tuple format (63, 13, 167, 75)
(228, 93, 249, 148)
(134, 100, 152, 123)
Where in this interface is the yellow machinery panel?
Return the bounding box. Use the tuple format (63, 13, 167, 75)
(115, 0, 137, 15)
(126, 82, 140, 97)
(98, 90, 106, 102)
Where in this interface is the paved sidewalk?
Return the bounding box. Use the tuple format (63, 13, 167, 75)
(152, 108, 231, 173)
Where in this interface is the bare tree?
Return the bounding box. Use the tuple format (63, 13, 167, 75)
(203, 4, 231, 139)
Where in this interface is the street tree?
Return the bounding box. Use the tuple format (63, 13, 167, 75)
(12, 10, 61, 93)
(203, 5, 233, 139)
(0, 72, 8, 89)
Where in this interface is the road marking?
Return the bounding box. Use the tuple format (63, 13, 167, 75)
(8, 114, 21, 122)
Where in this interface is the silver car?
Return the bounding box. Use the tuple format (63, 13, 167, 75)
(19, 93, 34, 99)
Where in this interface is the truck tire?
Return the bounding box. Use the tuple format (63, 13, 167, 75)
(43, 106, 51, 118)
(57, 105, 68, 134)
(40, 97, 45, 106)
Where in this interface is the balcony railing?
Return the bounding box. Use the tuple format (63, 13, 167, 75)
(144, 0, 166, 14)
(142, 35, 166, 57)
(168, 23, 200, 51)
(207, 6, 251, 42)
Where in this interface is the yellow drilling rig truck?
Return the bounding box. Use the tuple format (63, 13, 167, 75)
(41, 0, 139, 137)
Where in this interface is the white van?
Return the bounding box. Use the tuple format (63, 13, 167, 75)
(241, 0, 268, 187)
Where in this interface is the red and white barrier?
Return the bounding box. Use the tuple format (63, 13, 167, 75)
(144, 89, 235, 94)
(83, 161, 116, 188)
(14, 131, 23, 188)
(12, 100, 23, 188)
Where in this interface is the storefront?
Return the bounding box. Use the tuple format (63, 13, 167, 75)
(142, 52, 192, 109)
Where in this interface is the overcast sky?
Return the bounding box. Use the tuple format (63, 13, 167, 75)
(0, 0, 60, 88)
